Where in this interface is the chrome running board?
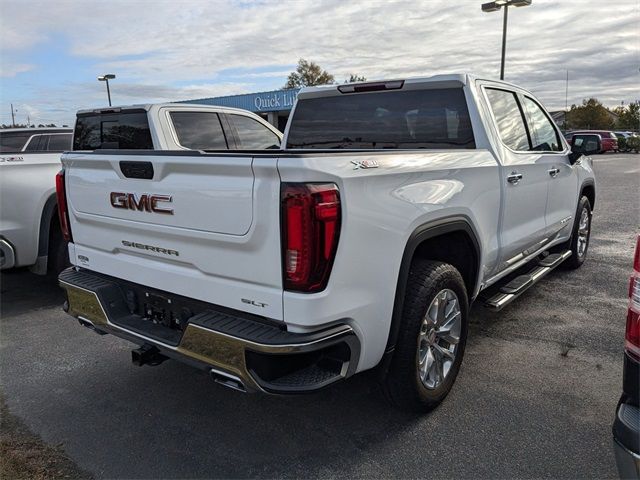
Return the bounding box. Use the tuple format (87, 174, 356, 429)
(484, 250, 572, 311)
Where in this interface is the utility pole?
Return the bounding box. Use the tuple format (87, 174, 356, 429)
(500, 5, 508, 80)
(481, 1, 532, 80)
(98, 74, 116, 106)
(564, 70, 569, 131)
(10, 103, 16, 127)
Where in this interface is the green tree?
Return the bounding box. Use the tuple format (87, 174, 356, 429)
(284, 59, 335, 89)
(614, 102, 640, 131)
(566, 98, 615, 130)
(346, 74, 366, 83)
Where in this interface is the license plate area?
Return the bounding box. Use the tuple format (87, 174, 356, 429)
(142, 292, 189, 331)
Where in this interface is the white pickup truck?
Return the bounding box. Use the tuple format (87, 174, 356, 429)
(0, 105, 281, 275)
(0, 128, 73, 273)
(58, 74, 597, 411)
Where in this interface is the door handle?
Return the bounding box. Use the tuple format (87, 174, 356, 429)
(507, 172, 523, 184)
(548, 167, 560, 178)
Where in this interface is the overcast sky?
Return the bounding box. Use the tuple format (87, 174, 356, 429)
(0, 0, 638, 126)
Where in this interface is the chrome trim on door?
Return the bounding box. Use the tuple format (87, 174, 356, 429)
(483, 237, 554, 289)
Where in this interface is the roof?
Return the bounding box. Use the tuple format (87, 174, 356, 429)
(0, 127, 72, 133)
(296, 73, 529, 99)
(75, 103, 262, 116)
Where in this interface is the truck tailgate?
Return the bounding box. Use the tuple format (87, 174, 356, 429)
(63, 152, 284, 320)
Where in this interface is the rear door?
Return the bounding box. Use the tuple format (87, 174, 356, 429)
(63, 150, 284, 320)
(520, 95, 576, 241)
(482, 86, 551, 270)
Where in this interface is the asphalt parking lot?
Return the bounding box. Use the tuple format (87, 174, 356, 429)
(1, 154, 638, 479)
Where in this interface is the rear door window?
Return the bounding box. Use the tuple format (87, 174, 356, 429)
(286, 88, 475, 149)
(24, 135, 47, 151)
(521, 97, 562, 151)
(73, 110, 153, 150)
(47, 133, 72, 151)
(169, 111, 228, 150)
(229, 114, 281, 149)
(485, 88, 530, 151)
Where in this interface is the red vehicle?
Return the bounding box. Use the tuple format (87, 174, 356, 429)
(564, 130, 618, 153)
(612, 235, 640, 478)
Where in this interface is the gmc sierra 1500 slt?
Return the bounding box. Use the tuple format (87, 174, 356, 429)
(58, 74, 597, 411)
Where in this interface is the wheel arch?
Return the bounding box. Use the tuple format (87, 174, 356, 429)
(580, 180, 596, 211)
(36, 193, 59, 261)
(384, 216, 481, 356)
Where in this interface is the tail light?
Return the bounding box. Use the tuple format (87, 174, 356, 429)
(55, 169, 72, 242)
(281, 183, 341, 293)
(626, 236, 640, 359)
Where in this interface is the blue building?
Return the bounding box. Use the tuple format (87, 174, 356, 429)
(179, 88, 300, 131)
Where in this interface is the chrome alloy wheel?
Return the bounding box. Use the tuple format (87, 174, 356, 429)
(417, 289, 462, 390)
(577, 207, 590, 258)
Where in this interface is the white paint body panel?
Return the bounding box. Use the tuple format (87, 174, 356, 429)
(62, 74, 596, 373)
(0, 152, 63, 268)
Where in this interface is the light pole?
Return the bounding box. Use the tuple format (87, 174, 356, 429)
(481, 0, 532, 80)
(97, 74, 116, 106)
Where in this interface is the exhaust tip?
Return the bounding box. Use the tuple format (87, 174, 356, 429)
(78, 317, 93, 328)
(210, 368, 246, 393)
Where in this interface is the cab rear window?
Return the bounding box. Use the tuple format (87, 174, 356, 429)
(286, 88, 475, 149)
(73, 110, 153, 150)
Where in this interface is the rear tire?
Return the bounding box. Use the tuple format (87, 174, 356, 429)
(562, 196, 592, 270)
(383, 260, 469, 412)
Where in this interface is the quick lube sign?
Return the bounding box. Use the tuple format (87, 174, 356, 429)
(178, 88, 300, 113)
(254, 90, 298, 111)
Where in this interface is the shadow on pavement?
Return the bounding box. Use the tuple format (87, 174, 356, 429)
(0, 269, 65, 318)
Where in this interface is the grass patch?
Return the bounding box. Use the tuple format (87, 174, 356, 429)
(0, 393, 91, 480)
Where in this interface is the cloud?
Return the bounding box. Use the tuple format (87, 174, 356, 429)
(109, 82, 253, 101)
(0, 63, 35, 78)
(1, 0, 638, 125)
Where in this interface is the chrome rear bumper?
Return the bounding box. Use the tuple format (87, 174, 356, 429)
(59, 267, 360, 393)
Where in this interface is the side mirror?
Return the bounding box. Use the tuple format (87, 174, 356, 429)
(569, 134, 601, 164)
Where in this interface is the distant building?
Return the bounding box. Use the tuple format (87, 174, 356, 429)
(179, 89, 300, 131)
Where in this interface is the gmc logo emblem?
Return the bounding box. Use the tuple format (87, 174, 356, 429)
(110, 192, 173, 215)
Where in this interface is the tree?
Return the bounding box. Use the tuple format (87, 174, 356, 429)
(284, 59, 335, 89)
(346, 74, 366, 83)
(566, 98, 615, 130)
(613, 102, 640, 131)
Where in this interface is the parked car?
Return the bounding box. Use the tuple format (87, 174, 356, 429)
(565, 130, 618, 153)
(0, 127, 73, 153)
(612, 235, 640, 479)
(57, 74, 597, 411)
(614, 132, 640, 154)
(0, 105, 282, 275)
(627, 135, 640, 154)
(0, 128, 73, 274)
